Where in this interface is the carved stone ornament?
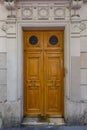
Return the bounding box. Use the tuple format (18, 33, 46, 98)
(71, 0, 83, 9)
(38, 7, 49, 18)
(71, 0, 83, 20)
(79, 23, 86, 31)
(22, 7, 33, 19)
(54, 7, 65, 19)
(4, 0, 15, 10)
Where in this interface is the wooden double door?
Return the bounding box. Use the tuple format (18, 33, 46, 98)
(23, 30, 64, 117)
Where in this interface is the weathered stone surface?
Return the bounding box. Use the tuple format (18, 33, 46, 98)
(81, 53, 87, 68)
(0, 38, 7, 52)
(7, 38, 17, 101)
(81, 37, 87, 52)
(81, 69, 87, 84)
(65, 99, 82, 125)
(0, 85, 7, 103)
(0, 104, 3, 128)
(81, 85, 87, 100)
(71, 56, 80, 101)
(0, 70, 7, 84)
(0, 118, 2, 128)
(3, 101, 21, 127)
(0, 53, 7, 69)
(65, 98, 87, 125)
(71, 37, 80, 56)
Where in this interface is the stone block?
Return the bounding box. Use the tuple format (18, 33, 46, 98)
(80, 102, 87, 125)
(65, 99, 83, 125)
(81, 85, 87, 100)
(81, 69, 87, 84)
(7, 38, 18, 101)
(71, 56, 80, 101)
(81, 37, 87, 52)
(0, 22, 6, 37)
(80, 4, 87, 20)
(0, 85, 7, 103)
(0, 38, 7, 52)
(0, 4, 10, 20)
(0, 103, 4, 127)
(0, 70, 7, 84)
(65, 98, 87, 125)
(0, 53, 7, 69)
(0, 118, 2, 128)
(0, 85, 3, 103)
(71, 38, 80, 56)
(0, 112, 2, 128)
(4, 101, 21, 127)
(81, 53, 87, 68)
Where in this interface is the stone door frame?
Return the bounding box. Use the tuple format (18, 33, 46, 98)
(17, 21, 70, 119)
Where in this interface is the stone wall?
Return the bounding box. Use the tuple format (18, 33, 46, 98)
(0, 0, 87, 127)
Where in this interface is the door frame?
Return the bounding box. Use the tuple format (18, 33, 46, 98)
(17, 21, 71, 119)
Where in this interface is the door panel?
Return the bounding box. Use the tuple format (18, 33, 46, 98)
(44, 30, 64, 51)
(24, 52, 43, 115)
(44, 52, 64, 115)
(24, 31, 43, 51)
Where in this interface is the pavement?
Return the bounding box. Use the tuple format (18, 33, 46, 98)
(1, 126, 87, 130)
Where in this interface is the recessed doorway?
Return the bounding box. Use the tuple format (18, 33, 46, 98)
(23, 30, 64, 118)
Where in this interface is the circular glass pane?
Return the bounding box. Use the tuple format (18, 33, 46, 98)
(49, 35, 58, 45)
(29, 36, 38, 45)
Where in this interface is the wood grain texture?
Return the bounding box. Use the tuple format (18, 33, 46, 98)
(23, 30, 64, 116)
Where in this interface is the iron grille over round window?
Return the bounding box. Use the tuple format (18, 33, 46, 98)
(49, 35, 58, 45)
(29, 36, 38, 45)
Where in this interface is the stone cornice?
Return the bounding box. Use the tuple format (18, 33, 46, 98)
(0, 0, 86, 21)
(1, 0, 87, 6)
(1, 0, 69, 4)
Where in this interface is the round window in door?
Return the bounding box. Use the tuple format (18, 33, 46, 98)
(29, 35, 38, 45)
(49, 35, 58, 45)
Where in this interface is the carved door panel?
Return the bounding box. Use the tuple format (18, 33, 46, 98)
(44, 30, 64, 51)
(23, 30, 43, 51)
(24, 52, 43, 115)
(44, 52, 64, 116)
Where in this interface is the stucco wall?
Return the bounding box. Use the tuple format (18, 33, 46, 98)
(0, 0, 87, 127)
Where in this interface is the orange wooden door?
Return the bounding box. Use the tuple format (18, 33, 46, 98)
(23, 30, 64, 116)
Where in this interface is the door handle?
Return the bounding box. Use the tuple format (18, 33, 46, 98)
(31, 80, 35, 87)
(52, 80, 55, 88)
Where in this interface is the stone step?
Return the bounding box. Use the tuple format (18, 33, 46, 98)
(21, 117, 65, 126)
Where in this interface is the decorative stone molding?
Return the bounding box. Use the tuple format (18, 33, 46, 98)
(2, 1, 70, 21)
(79, 22, 86, 31)
(70, 22, 87, 34)
(22, 7, 33, 20)
(38, 7, 49, 20)
(4, 0, 16, 10)
(54, 7, 65, 19)
(4, 0, 16, 18)
(71, 24, 81, 33)
(21, 4, 65, 21)
(70, 0, 83, 20)
(0, 23, 7, 32)
(71, 0, 83, 9)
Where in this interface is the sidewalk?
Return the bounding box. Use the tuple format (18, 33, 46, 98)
(1, 126, 87, 130)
